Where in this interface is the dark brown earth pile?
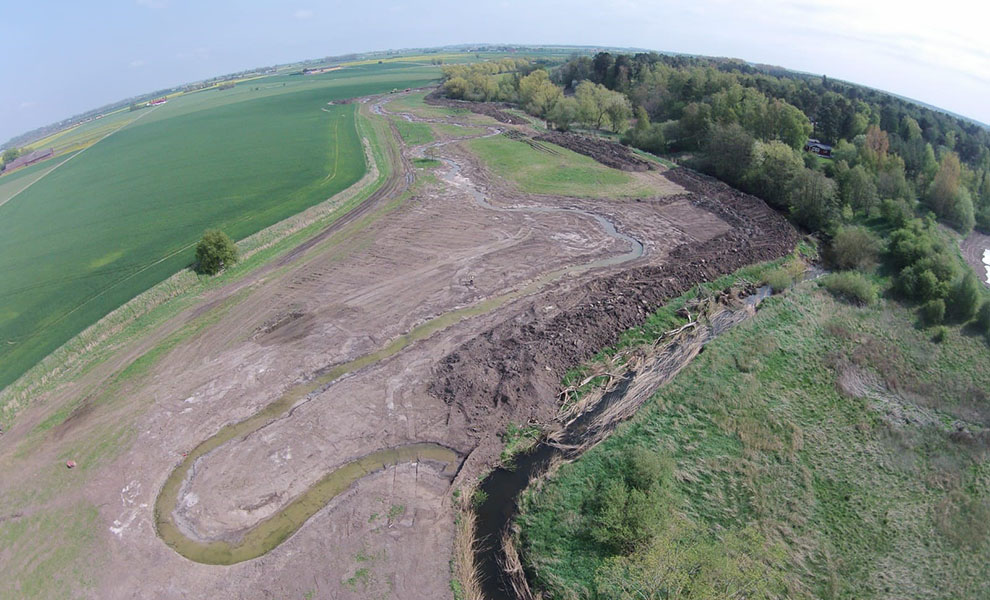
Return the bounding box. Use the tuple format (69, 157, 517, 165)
(424, 90, 529, 124)
(533, 130, 656, 172)
(429, 168, 798, 428)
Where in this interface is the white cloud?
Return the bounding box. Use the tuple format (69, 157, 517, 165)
(293, 8, 314, 19)
(18, 101, 36, 109)
(129, 59, 146, 68)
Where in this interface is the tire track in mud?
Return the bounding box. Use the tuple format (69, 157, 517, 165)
(154, 93, 650, 564)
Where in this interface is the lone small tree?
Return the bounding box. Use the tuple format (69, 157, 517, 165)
(195, 229, 238, 275)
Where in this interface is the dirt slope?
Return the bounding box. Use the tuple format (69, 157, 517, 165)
(430, 168, 797, 428)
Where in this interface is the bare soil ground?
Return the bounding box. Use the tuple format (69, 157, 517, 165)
(961, 230, 990, 287)
(0, 90, 794, 599)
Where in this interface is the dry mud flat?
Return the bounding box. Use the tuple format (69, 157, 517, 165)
(1, 92, 794, 599)
(961, 230, 990, 287)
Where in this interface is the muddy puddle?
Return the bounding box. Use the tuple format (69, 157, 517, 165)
(473, 286, 772, 600)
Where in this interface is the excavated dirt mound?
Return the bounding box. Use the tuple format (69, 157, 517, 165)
(533, 130, 656, 172)
(424, 90, 529, 125)
(429, 168, 798, 426)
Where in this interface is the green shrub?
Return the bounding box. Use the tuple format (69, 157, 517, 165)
(830, 226, 881, 271)
(921, 299, 946, 326)
(588, 448, 671, 554)
(822, 272, 877, 305)
(880, 198, 914, 228)
(931, 326, 948, 343)
(762, 268, 794, 293)
(195, 229, 238, 275)
(948, 273, 982, 322)
(887, 219, 957, 301)
(976, 300, 990, 332)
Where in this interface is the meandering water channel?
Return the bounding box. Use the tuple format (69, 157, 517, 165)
(153, 92, 647, 564)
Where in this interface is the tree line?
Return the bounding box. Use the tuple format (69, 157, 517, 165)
(439, 52, 990, 334)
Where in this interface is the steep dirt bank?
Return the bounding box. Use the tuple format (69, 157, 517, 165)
(429, 167, 797, 428)
(533, 130, 656, 171)
(424, 90, 529, 124)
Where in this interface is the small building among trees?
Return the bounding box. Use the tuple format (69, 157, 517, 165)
(804, 139, 832, 158)
(2, 147, 54, 172)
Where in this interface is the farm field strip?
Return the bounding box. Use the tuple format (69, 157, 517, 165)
(0, 63, 440, 392)
(0, 106, 160, 210)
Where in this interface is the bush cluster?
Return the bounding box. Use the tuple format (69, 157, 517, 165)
(588, 447, 671, 554)
(821, 272, 878, 305)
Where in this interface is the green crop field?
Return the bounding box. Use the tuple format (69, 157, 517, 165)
(23, 109, 146, 156)
(466, 134, 654, 198)
(0, 154, 77, 208)
(0, 62, 440, 392)
(517, 279, 990, 599)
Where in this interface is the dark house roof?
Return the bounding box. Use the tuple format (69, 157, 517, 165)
(4, 147, 54, 171)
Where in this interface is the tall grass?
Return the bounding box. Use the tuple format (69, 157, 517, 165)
(517, 282, 990, 598)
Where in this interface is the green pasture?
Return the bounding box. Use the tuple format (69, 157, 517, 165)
(0, 62, 440, 392)
(466, 133, 654, 198)
(517, 281, 990, 599)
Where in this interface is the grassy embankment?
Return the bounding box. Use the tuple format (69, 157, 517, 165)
(516, 262, 990, 598)
(0, 62, 440, 393)
(466, 133, 654, 198)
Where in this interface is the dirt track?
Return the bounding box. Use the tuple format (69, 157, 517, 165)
(0, 90, 795, 599)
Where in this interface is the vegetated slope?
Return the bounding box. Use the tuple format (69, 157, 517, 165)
(465, 134, 655, 198)
(0, 64, 437, 392)
(517, 283, 990, 599)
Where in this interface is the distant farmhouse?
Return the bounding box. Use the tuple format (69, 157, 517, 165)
(2, 147, 54, 172)
(804, 139, 832, 158)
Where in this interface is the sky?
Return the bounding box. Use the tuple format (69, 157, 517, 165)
(2, 0, 989, 144)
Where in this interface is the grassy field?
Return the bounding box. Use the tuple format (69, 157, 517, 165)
(392, 118, 435, 146)
(466, 133, 655, 198)
(384, 90, 470, 121)
(517, 279, 990, 599)
(0, 62, 440, 392)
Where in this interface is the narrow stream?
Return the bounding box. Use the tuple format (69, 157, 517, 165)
(473, 286, 772, 600)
